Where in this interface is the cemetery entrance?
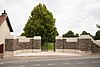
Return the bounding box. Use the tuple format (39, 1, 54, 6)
(41, 37, 55, 51)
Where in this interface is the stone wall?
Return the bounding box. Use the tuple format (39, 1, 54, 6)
(63, 39, 78, 49)
(92, 43, 100, 52)
(4, 35, 100, 57)
(55, 37, 79, 50)
(5, 39, 18, 51)
(78, 39, 92, 51)
(55, 39, 64, 49)
(55, 35, 100, 54)
(33, 39, 41, 49)
(5, 36, 41, 51)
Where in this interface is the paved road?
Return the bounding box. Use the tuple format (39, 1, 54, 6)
(0, 57, 100, 67)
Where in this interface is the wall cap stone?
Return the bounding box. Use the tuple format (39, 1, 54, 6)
(65, 37, 78, 42)
(18, 36, 33, 42)
(95, 40, 100, 46)
(5, 35, 17, 39)
(34, 36, 41, 39)
(79, 35, 92, 39)
(56, 36, 63, 39)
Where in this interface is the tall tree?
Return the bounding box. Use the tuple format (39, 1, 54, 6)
(95, 30, 100, 40)
(21, 3, 58, 42)
(63, 30, 74, 37)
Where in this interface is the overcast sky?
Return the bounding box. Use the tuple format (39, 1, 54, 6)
(0, 0, 100, 36)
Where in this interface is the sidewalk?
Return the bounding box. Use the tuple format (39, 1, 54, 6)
(0, 52, 100, 62)
(14, 52, 82, 57)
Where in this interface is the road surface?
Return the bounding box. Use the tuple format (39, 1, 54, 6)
(0, 57, 100, 67)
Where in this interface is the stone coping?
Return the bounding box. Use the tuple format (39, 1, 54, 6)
(5, 36, 41, 40)
(56, 35, 93, 39)
(5, 35, 17, 39)
(56, 36, 63, 39)
(79, 35, 92, 39)
(65, 38, 78, 42)
(34, 36, 41, 39)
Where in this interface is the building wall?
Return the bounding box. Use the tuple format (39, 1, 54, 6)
(0, 20, 10, 44)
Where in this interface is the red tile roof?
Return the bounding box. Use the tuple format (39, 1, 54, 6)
(0, 12, 13, 32)
(0, 15, 7, 26)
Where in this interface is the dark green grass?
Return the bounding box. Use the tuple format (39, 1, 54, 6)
(41, 43, 54, 51)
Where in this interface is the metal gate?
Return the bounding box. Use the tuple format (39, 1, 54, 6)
(41, 37, 55, 51)
(41, 37, 48, 51)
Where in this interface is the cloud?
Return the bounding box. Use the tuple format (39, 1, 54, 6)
(88, 7, 100, 19)
(0, 0, 100, 36)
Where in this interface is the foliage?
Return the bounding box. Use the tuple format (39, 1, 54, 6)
(21, 3, 58, 42)
(81, 31, 90, 35)
(74, 33, 79, 37)
(95, 30, 100, 40)
(21, 33, 25, 36)
(63, 30, 75, 37)
(80, 31, 95, 39)
(96, 24, 100, 29)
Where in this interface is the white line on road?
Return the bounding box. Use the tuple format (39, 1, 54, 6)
(33, 64, 41, 66)
(48, 63, 55, 65)
(77, 62, 85, 64)
(7, 65, 27, 67)
(62, 63, 71, 65)
(0, 62, 5, 65)
(91, 61, 99, 63)
(7, 66, 13, 67)
(18, 65, 27, 67)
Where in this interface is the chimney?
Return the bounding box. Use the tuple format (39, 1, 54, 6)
(2, 10, 7, 16)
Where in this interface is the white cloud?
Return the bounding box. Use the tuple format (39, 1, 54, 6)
(0, 0, 100, 36)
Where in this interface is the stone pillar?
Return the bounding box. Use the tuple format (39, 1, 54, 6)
(4, 35, 17, 58)
(16, 36, 32, 53)
(78, 35, 92, 55)
(55, 36, 64, 52)
(33, 36, 41, 52)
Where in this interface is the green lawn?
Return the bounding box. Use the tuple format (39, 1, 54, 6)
(41, 43, 54, 51)
(48, 43, 54, 50)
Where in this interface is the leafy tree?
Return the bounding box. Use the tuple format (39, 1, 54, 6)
(21, 33, 25, 36)
(81, 31, 95, 39)
(21, 3, 58, 42)
(95, 30, 100, 40)
(74, 33, 79, 37)
(63, 30, 74, 37)
(96, 24, 100, 29)
(81, 31, 90, 35)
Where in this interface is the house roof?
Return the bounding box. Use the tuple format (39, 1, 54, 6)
(0, 10, 13, 32)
